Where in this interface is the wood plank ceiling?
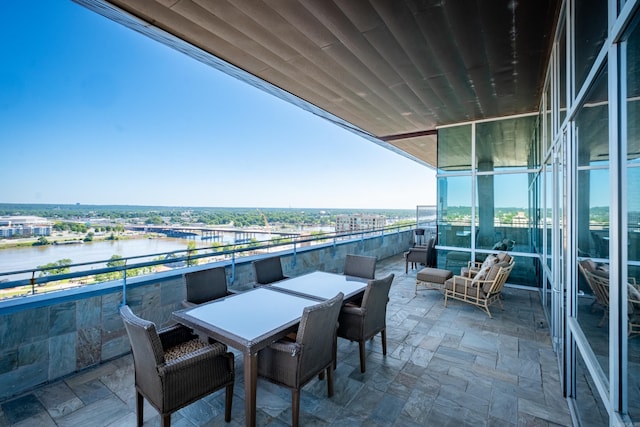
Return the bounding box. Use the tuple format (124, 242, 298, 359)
(81, 0, 560, 168)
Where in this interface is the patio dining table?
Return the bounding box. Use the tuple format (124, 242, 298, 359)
(269, 270, 369, 301)
(172, 271, 369, 427)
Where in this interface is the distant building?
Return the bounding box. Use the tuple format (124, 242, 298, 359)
(0, 216, 52, 238)
(510, 211, 529, 228)
(335, 214, 385, 233)
(630, 211, 640, 230)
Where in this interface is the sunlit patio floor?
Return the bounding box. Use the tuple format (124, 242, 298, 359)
(0, 254, 573, 426)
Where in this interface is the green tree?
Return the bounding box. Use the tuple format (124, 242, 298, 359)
(37, 259, 72, 276)
(186, 240, 199, 266)
(107, 254, 125, 268)
(95, 255, 126, 282)
(33, 236, 50, 246)
(146, 215, 164, 225)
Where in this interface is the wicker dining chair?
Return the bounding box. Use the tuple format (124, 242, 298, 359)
(182, 266, 234, 308)
(404, 236, 436, 273)
(120, 305, 235, 427)
(252, 255, 289, 285)
(336, 273, 394, 373)
(257, 292, 344, 427)
(343, 254, 377, 279)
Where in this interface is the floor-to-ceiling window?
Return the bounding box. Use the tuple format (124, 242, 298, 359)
(436, 115, 540, 284)
(475, 116, 539, 287)
(436, 125, 473, 272)
(573, 67, 611, 426)
(546, 154, 554, 272)
(553, 0, 640, 424)
(575, 67, 610, 374)
(432, 1, 640, 424)
(431, 1, 640, 423)
(624, 17, 640, 421)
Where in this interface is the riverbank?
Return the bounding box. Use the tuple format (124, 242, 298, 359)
(0, 231, 148, 250)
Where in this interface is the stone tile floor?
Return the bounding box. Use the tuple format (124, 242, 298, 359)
(0, 254, 573, 426)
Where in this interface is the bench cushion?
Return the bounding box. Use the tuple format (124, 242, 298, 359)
(417, 267, 453, 284)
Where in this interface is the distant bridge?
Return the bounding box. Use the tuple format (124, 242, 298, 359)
(126, 225, 301, 244)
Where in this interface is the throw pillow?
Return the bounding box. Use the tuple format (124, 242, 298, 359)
(482, 265, 505, 293)
(480, 255, 498, 270)
(496, 252, 511, 263)
(471, 265, 491, 286)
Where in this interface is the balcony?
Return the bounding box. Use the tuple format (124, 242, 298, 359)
(0, 252, 572, 426)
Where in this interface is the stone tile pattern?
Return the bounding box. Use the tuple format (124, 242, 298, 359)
(0, 232, 412, 402)
(0, 254, 573, 426)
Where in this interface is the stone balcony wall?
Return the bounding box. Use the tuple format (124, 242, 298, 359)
(0, 229, 412, 400)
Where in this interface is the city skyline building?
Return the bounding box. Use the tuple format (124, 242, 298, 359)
(0, 216, 52, 238)
(335, 213, 386, 233)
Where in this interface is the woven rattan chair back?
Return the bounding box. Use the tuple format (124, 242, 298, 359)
(343, 254, 376, 279)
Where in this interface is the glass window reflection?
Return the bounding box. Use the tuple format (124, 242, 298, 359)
(546, 156, 553, 270)
(575, 0, 608, 96)
(546, 82, 552, 153)
(438, 125, 471, 173)
(626, 21, 640, 423)
(437, 176, 471, 248)
(559, 23, 567, 127)
(475, 173, 530, 252)
(476, 116, 536, 172)
(575, 67, 609, 376)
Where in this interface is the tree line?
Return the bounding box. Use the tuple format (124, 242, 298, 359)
(1, 203, 415, 228)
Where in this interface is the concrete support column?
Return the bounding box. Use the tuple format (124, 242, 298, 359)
(477, 161, 495, 249)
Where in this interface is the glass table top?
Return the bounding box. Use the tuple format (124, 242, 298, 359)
(183, 287, 317, 341)
(270, 271, 368, 300)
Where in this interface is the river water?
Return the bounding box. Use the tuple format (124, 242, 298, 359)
(0, 226, 335, 280)
(0, 238, 200, 276)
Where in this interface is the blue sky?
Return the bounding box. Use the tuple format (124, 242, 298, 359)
(0, 1, 436, 210)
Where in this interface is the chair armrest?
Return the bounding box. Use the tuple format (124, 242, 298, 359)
(267, 340, 302, 357)
(339, 305, 365, 333)
(159, 324, 197, 350)
(408, 248, 429, 254)
(405, 248, 430, 264)
(340, 304, 364, 316)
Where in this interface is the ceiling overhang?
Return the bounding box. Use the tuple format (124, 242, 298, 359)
(77, 0, 560, 168)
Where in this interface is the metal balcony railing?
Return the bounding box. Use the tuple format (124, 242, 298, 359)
(0, 223, 424, 301)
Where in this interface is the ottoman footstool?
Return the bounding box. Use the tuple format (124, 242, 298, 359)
(416, 267, 453, 294)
